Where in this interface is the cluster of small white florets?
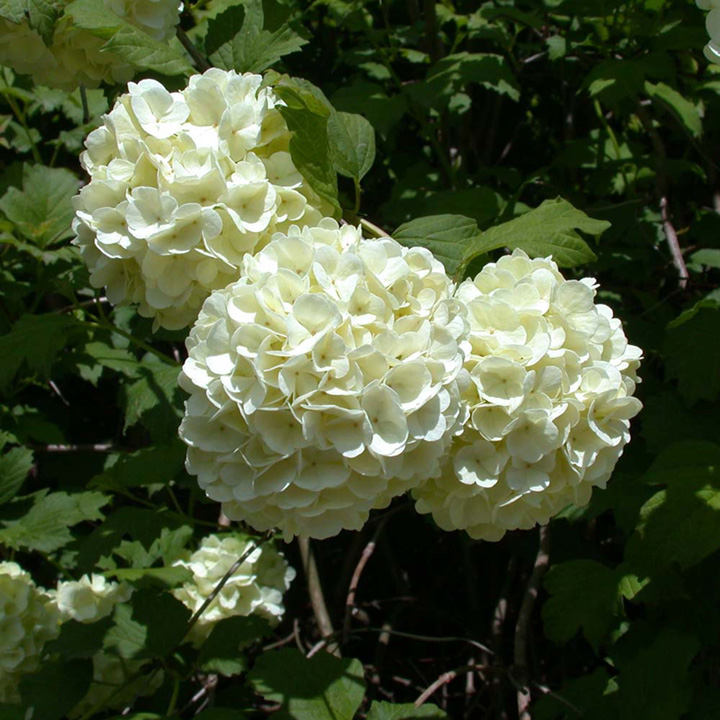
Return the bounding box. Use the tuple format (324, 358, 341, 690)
(171, 534, 295, 640)
(698, 0, 720, 63)
(178, 221, 468, 538)
(53, 573, 132, 624)
(0, 0, 181, 89)
(0, 562, 61, 703)
(412, 250, 642, 540)
(73, 68, 326, 329)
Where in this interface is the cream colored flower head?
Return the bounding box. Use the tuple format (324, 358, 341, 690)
(697, 0, 720, 63)
(53, 573, 132, 624)
(0, 0, 181, 89)
(413, 249, 642, 541)
(171, 533, 295, 641)
(179, 220, 468, 539)
(0, 561, 61, 703)
(73, 68, 327, 330)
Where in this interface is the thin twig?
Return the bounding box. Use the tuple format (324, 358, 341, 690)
(342, 518, 388, 644)
(514, 525, 550, 720)
(414, 664, 489, 708)
(177, 27, 211, 71)
(660, 195, 689, 289)
(298, 536, 340, 656)
(31, 442, 115, 453)
(357, 627, 493, 655)
(79, 85, 89, 124)
(183, 532, 273, 641)
(360, 217, 389, 237)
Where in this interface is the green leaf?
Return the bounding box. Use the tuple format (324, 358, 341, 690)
(645, 81, 702, 138)
(194, 710, 249, 720)
(199, 616, 272, 676)
(533, 668, 619, 720)
(0, 164, 80, 246)
(688, 248, 720, 271)
(0, 443, 32, 504)
(543, 560, 624, 648)
(107, 565, 192, 587)
(410, 52, 520, 107)
(123, 360, 182, 439)
(249, 648, 366, 720)
(105, 603, 147, 659)
(392, 214, 481, 276)
(46, 617, 114, 659)
(467, 197, 607, 268)
(664, 299, 720, 404)
(271, 75, 341, 217)
(327, 111, 376, 182)
(0, 490, 110, 552)
(75, 340, 141, 386)
(366, 701, 448, 719)
(0, 313, 83, 392)
(206, 0, 307, 73)
(65, 0, 192, 76)
(91, 442, 185, 491)
(0, 0, 27, 24)
(131, 589, 191, 657)
(627, 442, 720, 572)
(26, 0, 62, 44)
(19, 658, 92, 720)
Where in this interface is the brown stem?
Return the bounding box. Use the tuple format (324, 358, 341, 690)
(298, 536, 340, 656)
(660, 195, 689, 289)
(177, 27, 211, 71)
(514, 525, 550, 720)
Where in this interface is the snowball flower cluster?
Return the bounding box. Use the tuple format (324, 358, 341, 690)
(697, 0, 720, 63)
(0, 562, 61, 703)
(73, 68, 326, 329)
(171, 534, 295, 640)
(413, 250, 642, 540)
(53, 574, 132, 624)
(0, 0, 181, 89)
(179, 221, 468, 538)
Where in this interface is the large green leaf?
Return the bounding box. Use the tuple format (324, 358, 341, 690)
(249, 648, 366, 720)
(0, 0, 27, 24)
(19, 658, 92, 720)
(0, 490, 110, 552)
(0, 313, 84, 391)
(66, 0, 192, 76)
(0, 164, 79, 246)
(645, 81, 702, 138)
(91, 442, 185, 491)
(327, 111, 376, 182)
(206, 0, 307, 73)
(393, 214, 481, 277)
(664, 299, 720, 404)
(465, 197, 607, 268)
(0, 436, 32, 505)
(123, 360, 182, 440)
(271, 75, 341, 217)
(366, 702, 448, 719)
(198, 616, 272, 676)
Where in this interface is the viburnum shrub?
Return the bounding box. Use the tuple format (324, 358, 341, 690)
(4, 1, 718, 717)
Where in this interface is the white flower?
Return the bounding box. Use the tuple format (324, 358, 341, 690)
(179, 221, 468, 539)
(0, 1, 181, 88)
(171, 534, 295, 641)
(0, 562, 61, 703)
(53, 574, 132, 624)
(74, 69, 328, 330)
(413, 250, 642, 541)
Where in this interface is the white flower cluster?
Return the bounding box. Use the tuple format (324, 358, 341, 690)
(0, 562, 61, 703)
(73, 69, 326, 329)
(698, 0, 720, 63)
(179, 221, 468, 538)
(171, 534, 295, 640)
(0, 1, 181, 89)
(53, 574, 132, 624)
(413, 250, 642, 540)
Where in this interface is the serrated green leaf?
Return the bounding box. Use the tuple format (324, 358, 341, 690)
(0, 313, 84, 392)
(249, 648, 366, 720)
(123, 360, 182, 439)
(91, 442, 185, 491)
(26, 0, 62, 43)
(0, 0, 27, 24)
(131, 589, 191, 657)
(366, 701, 448, 719)
(0, 443, 32, 504)
(19, 658, 92, 720)
(543, 560, 624, 648)
(107, 565, 192, 587)
(0, 490, 110, 552)
(327, 111, 376, 182)
(0, 164, 80, 246)
(46, 617, 114, 659)
(645, 81, 702, 138)
(664, 300, 720, 404)
(66, 0, 192, 76)
(271, 76, 340, 217)
(199, 616, 272, 676)
(627, 442, 720, 572)
(393, 214, 480, 276)
(207, 0, 307, 73)
(105, 603, 147, 659)
(466, 197, 606, 269)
